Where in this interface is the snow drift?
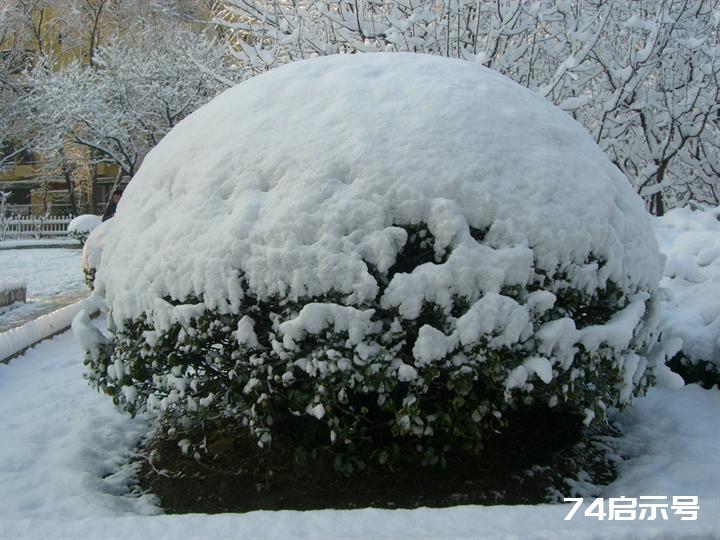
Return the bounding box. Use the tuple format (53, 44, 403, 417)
(655, 204, 720, 380)
(97, 54, 663, 319)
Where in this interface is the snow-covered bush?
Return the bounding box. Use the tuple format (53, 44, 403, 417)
(655, 204, 720, 386)
(79, 54, 670, 468)
(67, 214, 102, 245)
(81, 219, 113, 289)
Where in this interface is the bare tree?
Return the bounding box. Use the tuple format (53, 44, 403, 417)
(25, 20, 237, 180)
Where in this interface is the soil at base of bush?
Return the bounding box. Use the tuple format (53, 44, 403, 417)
(135, 409, 619, 514)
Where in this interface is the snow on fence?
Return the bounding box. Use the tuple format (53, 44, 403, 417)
(0, 215, 73, 240)
(0, 280, 26, 308)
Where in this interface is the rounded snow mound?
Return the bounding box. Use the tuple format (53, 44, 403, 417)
(85, 54, 671, 461)
(656, 205, 720, 371)
(67, 214, 101, 240)
(98, 53, 661, 324)
(68, 214, 101, 234)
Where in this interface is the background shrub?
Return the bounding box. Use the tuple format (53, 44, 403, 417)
(67, 214, 101, 245)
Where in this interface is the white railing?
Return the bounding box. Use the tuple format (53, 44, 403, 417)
(4, 204, 77, 216)
(0, 215, 74, 240)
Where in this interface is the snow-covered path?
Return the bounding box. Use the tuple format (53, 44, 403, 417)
(0, 330, 718, 539)
(0, 331, 158, 519)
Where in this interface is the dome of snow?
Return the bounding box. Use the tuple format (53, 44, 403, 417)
(68, 214, 102, 248)
(97, 53, 662, 323)
(83, 53, 671, 465)
(68, 214, 102, 234)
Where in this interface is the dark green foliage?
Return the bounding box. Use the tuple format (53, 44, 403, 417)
(68, 229, 92, 246)
(84, 224, 656, 472)
(83, 267, 96, 290)
(667, 353, 720, 389)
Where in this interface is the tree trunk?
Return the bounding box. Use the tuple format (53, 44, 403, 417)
(653, 192, 665, 217)
(653, 161, 668, 217)
(61, 161, 80, 217)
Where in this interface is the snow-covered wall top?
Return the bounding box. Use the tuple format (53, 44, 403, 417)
(96, 53, 662, 325)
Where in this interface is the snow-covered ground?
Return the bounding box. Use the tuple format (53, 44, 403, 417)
(0, 248, 82, 297)
(1, 207, 720, 539)
(0, 329, 157, 519)
(0, 247, 85, 332)
(0, 326, 718, 539)
(1, 204, 719, 537)
(1, 209, 719, 538)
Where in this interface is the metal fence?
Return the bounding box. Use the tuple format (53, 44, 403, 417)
(0, 215, 73, 240)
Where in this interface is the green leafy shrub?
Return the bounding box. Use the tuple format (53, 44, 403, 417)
(76, 54, 670, 472)
(67, 214, 101, 246)
(83, 224, 664, 471)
